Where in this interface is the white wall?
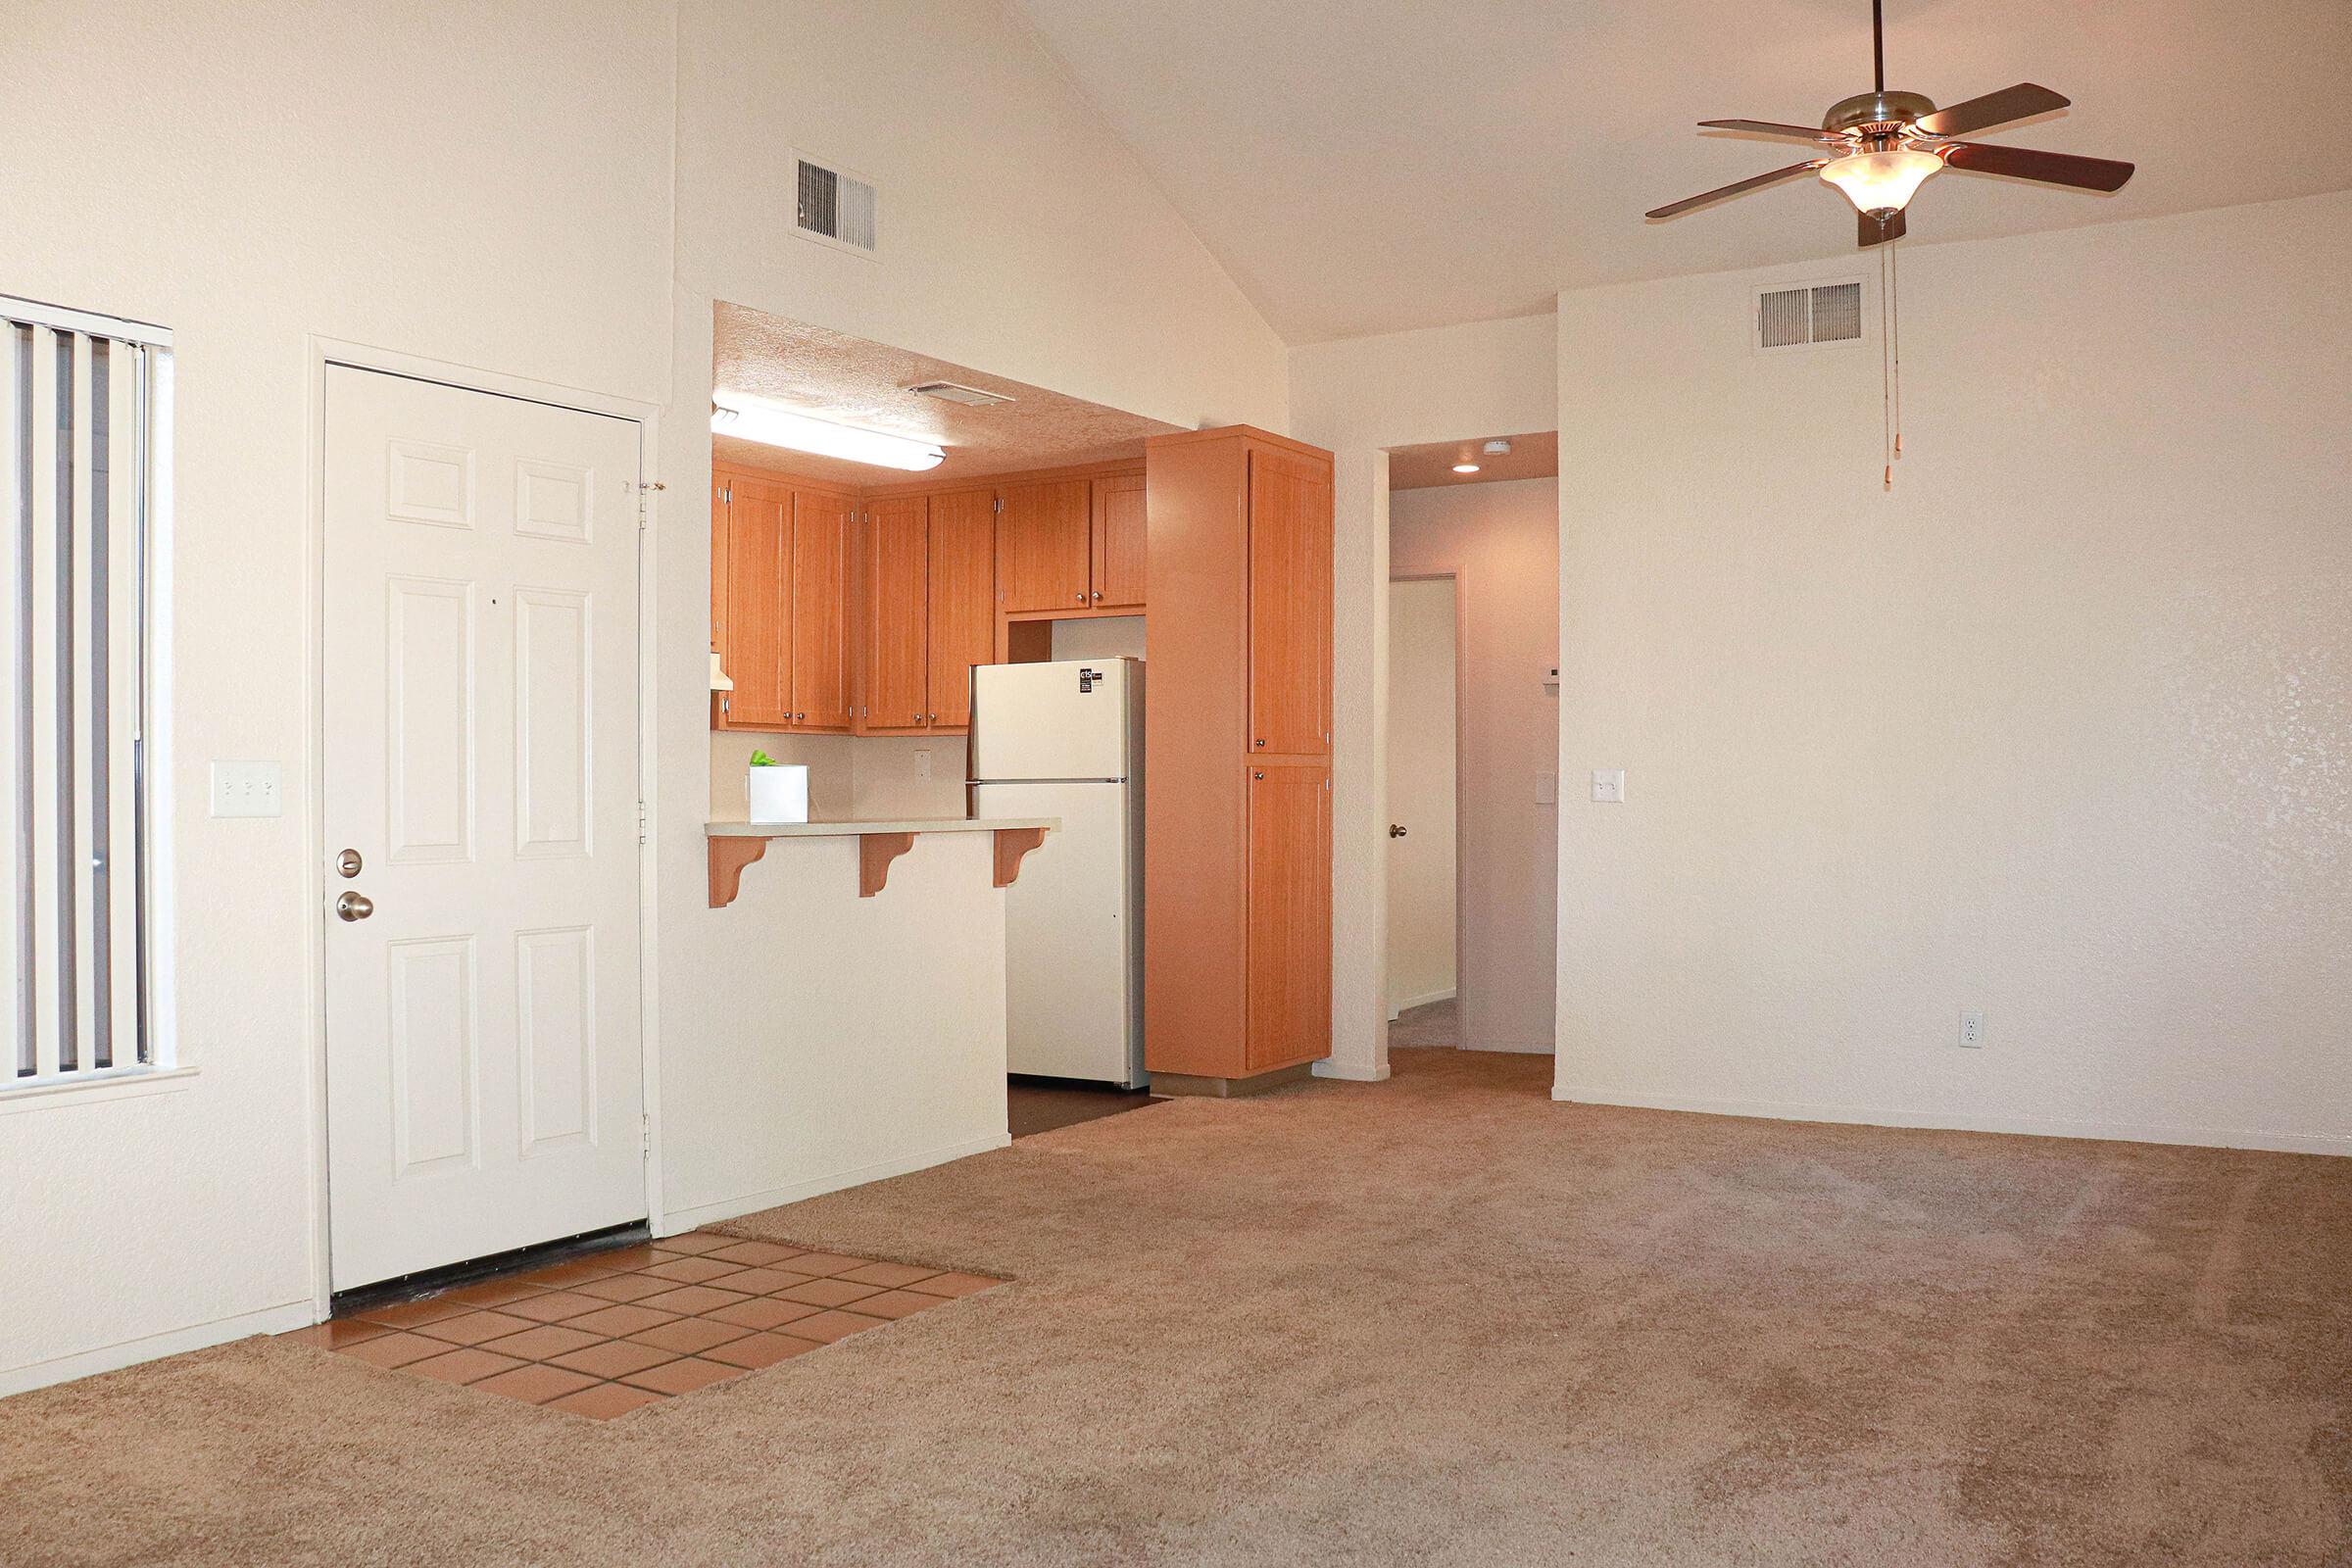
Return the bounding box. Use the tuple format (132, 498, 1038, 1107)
(1554, 190, 2352, 1153)
(1, 0, 1289, 1393)
(0, 0, 676, 1394)
(1384, 578, 1458, 1014)
(1289, 313, 1559, 1079)
(1391, 479, 1559, 1052)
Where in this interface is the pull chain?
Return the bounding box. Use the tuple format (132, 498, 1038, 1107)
(1880, 232, 1904, 489)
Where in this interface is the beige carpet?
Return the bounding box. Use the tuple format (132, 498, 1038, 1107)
(5, 1048, 2348, 1566)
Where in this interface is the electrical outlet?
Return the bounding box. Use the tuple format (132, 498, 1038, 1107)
(210, 760, 283, 818)
(1958, 1009, 1985, 1049)
(1592, 768, 1625, 803)
(913, 749, 933, 779)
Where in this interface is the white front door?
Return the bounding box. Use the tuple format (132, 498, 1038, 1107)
(323, 366, 645, 1291)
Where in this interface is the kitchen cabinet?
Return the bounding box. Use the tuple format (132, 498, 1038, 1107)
(1142, 426, 1336, 1093)
(862, 495, 931, 734)
(996, 478, 1092, 612)
(711, 469, 854, 735)
(1091, 472, 1146, 610)
(925, 489, 997, 730)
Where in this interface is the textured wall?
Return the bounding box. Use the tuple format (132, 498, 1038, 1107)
(1554, 191, 2352, 1152)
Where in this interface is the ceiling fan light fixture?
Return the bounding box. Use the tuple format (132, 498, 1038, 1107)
(1818, 147, 1942, 215)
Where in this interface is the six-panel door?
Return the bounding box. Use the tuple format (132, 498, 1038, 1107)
(321, 365, 646, 1290)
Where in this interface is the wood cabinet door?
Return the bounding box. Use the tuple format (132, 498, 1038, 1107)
(996, 478, 1091, 612)
(789, 489, 855, 730)
(863, 495, 930, 733)
(1246, 448, 1334, 758)
(1091, 472, 1146, 610)
(1245, 761, 1332, 1071)
(926, 489, 996, 730)
(720, 475, 794, 730)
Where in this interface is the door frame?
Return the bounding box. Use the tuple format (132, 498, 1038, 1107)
(300, 338, 665, 1317)
(1384, 569, 1469, 1035)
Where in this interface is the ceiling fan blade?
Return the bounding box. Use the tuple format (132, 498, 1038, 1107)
(1940, 141, 2134, 191)
(1698, 119, 1849, 143)
(1858, 208, 1906, 247)
(1645, 162, 1825, 220)
(1912, 82, 2070, 138)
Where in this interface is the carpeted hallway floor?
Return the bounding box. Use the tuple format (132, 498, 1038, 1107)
(6, 1048, 2348, 1566)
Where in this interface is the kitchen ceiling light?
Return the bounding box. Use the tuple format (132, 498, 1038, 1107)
(710, 394, 945, 471)
(1817, 147, 1943, 215)
(1483, 439, 1513, 456)
(1452, 462, 1481, 474)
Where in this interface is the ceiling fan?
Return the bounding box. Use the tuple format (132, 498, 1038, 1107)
(1645, 0, 2136, 247)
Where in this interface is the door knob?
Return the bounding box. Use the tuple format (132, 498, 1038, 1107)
(335, 891, 374, 922)
(1390, 824, 1407, 838)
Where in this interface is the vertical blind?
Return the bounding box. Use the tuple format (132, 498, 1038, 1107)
(2, 296, 169, 1084)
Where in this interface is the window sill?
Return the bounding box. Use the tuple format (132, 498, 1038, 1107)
(0, 1065, 200, 1115)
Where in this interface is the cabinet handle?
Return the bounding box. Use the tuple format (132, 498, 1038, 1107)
(1253, 738, 1265, 748)
(1075, 592, 1086, 603)
(928, 712, 938, 721)
(1092, 590, 1102, 601)
(1253, 770, 1265, 781)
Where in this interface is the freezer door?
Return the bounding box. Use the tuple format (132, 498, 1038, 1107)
(973, 780, 1144, 1087)
(970, 660, 1132, 781)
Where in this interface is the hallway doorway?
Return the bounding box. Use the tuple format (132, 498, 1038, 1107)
(1385, 575, 1460, 1030)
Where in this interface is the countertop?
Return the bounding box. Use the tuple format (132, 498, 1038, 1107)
(706, 816, 1059, 838)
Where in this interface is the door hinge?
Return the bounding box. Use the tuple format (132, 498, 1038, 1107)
(636, 799, 648, 845)
(993, 496, 1004, 514)
(640, 1114, 652, 1157)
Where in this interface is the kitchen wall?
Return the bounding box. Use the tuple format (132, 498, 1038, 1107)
(1, 0, 1291, 1394)
(1553, 190, 2352, 1152)
(1289, 313, 1561, 1080)
(1390, 477, 1559, 1053)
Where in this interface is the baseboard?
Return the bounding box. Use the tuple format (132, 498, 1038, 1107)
(1312, 1058, 1393, 1083)
(660, 1132, 1014, 1234)
(1387, 988, 1455, 1020)
(1550, 1083, 2352, 1157)
(0, 1299, 316, 1399)
(1464, 1039, 1554, 1055)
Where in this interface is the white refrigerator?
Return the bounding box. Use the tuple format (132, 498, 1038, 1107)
(969, 659, 1146, 1088)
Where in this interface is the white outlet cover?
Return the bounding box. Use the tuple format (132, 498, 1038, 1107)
(210, 760, 284, 818)
(1592, 768, 1626, 803)
(1958, 1009, 1985, 1049)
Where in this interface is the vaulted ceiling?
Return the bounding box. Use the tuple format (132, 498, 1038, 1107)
(1008, 0, 2352, 343)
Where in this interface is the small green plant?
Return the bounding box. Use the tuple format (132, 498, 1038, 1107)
(749, 750, 780, 767)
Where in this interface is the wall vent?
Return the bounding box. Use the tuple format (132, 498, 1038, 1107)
(908, 380, 1013, 409)
(1755, 279, 1864, 351)
(795, 156, 877, 255)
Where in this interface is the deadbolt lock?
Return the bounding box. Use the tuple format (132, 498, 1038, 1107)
(336, 848, 364, 878)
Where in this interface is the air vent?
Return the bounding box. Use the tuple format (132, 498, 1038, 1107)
(1755, 280, 1865, 352)
(795, 156, 877, 254)
(907, 381, 1013, 409)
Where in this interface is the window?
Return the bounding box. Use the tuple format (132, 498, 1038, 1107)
(3, 296, 171, 1087)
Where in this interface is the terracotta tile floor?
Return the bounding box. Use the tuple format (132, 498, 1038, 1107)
(275, 1231, 1002, 1420)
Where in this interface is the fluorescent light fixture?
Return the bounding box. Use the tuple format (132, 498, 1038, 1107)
(1452, 462, 1481, 474)
(710, 394, 945, 471)
(1819, 148, 1942, 215)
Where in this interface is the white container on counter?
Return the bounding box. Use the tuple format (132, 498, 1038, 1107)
(746, 762, 810, 824)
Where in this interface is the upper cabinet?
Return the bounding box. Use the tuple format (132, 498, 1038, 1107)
(1091, 472, 1146, 611)
(1246, 448, 1334, 759)
(713, 460, 1137, 740)
(996, 478, 1093, 612)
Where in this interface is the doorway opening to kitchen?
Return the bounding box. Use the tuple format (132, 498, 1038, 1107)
(702, 305, 1173, 1151)
(1382, 433, 1561, 1056)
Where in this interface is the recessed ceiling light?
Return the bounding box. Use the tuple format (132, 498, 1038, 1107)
(711, 394, 945, 471)
(1452, 462, 1481, 474)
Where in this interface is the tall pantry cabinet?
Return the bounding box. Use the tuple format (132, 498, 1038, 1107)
(1143, 426, 1335, 1094)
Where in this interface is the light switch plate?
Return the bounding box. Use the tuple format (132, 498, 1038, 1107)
(211, 760, 283, 818)
(1592, 768, 1625, 803)
(913, 749, 933, 779)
